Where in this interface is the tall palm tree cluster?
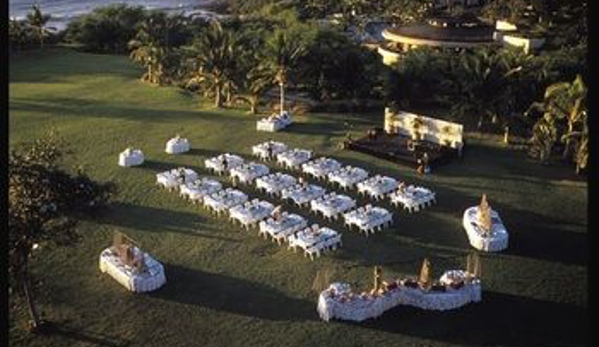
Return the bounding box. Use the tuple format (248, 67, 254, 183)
(9, 4, 56, 52)
(130, 18, 310, 114)
(526, 75, 587, 173)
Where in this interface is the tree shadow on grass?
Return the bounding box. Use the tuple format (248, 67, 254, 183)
(150, 264, 316, 322)
(104, 202, 242, 243)
(43, 322, 132, 347)
(137, 159, 176, 173)
(350, 291, 588, 347)
(9, 97, 239, 123)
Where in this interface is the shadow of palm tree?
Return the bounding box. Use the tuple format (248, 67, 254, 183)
(150, 264, 316, 322)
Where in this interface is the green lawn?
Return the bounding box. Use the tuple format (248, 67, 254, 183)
(9, 48, 588, 347)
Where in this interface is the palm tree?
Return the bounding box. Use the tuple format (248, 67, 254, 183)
(527, 74, 587, 172)
(26, 4, 54, 49)
(263, 31, 307, 115)
(236, 64, 274, 115)
(184, 22, 239, 108)
(128, 15, 170, 85)
(9, 19, 29, 53)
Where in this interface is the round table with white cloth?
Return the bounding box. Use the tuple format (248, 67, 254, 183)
(327, 166, 369, 190)
(252, 141, 288, 160)
(255, 172, 297, 196)
(462, 206, 509, 252)
(165, 137, 190, 154)
(156, 168, 198, 190)
(229, 162, 270, 184)
(310, 193, 356, 220)
(276, 149, 312, 169)
(205, 153, 245, 175)
(357, 175, 399, 200)
(118, 148, 144, 167)
(229, 199, 275, 229)
(99, 247, 166, 293)
(203, 188, 248, 214)
(302, 157, 342, 180)
(281, 183, 326, 207)
(179, 178, 222, 203)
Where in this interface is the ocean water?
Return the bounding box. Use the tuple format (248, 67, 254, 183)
(9, 0, 218, 30)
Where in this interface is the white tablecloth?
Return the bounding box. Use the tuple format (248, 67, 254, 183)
(256, 112, 292, 132)
(165, 137, 190, 154)
(156, 168, 198, 189)
(344, 206, 393, 234)
(357, 175, 399, 200)
(302, 157, 342, 180)
(327, 166, 369, 189)
(252, 141, 288, 160)
(288, 226, 341, 258)
(118, 149, 144, 167)
(99, 247, 166, 293)
(463, 206, 509, 252)
(318, 275, 481, 322)
(204, 153, 245, 175)
(276, 149, 312, 169)
(310, 193, 356, 220)
(259, 213, 307, 242)
(281, 183, 326, 206)
(179, 178, 222, 202)
(203, 188, 248, 213)
(255, 173, 297, 196)
(389, 185, 436, 212)
(229, 199, 274, 228)
(229, 162, 270, 184)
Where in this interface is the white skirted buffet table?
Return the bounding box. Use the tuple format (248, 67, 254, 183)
(165, 136, 190, 154)
(318, 271, 481, 322)
(256, 111, 292, 132)
(118, 148, 144, 167)
(99, 247, 166, 293)
(463, 206, 509, 252)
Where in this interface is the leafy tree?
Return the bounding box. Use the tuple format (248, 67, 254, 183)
(527, 74, 587, 172)
(26, 4, 55, 48)
(9, 134, 114, 331)
(64, 4, 147, 53)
